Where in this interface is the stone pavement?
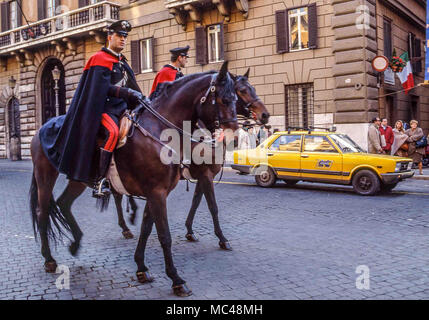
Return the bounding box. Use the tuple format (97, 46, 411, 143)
(0, 159, 429, 300)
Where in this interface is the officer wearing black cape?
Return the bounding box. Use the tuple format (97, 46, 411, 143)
(39, 20, 145, 197)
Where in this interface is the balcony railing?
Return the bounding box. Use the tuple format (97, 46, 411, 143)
(0, 1, 120, 55)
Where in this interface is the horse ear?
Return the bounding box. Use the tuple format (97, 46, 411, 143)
(244, 68, 250, 79)
(218, 61, 229, 81)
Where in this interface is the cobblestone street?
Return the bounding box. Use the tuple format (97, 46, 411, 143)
(1, 159, 429, 300)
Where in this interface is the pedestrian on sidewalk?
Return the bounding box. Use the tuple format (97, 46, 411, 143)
(391, 120, 409, 157)
(368, 117, 385, 154)
(379, 118, 394, 154)
(405, 120, 425, 175)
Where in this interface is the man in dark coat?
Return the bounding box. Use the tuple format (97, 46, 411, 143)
(149, 45, 190, 99)
(39, 20, 145, 197)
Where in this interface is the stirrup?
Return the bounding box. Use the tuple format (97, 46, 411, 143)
(92, 178, 111, 198)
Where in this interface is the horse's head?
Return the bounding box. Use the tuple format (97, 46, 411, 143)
(197, 61, 239, 131)
(233, 68, 270, 125)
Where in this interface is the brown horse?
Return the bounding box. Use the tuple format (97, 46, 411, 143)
(29, 62, 238, 296)
(126, 71, 270, 251)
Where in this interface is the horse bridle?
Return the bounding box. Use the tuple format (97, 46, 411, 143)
(198, 73, 238, 131)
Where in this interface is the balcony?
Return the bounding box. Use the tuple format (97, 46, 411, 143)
(165, 0, 249, 30)
(0, 1, 120, 57)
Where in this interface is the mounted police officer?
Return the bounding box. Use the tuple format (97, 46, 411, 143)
(149, 45, 190, 99)
(39, 20, 146, 198)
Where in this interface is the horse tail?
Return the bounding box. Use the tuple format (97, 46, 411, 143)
(29, 171, 71, 244)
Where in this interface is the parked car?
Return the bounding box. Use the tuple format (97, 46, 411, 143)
(232, 129, 414, 195)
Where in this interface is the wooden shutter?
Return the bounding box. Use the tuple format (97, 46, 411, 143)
(413, 38, 422, 73)
(38, 0, 46, 20)
(219, 23, 225, 61)
(150, 37, 156, 72)
(78, 0, 89, 7)
(131, 40, 141, 74)
(1, 2, 9, 32)
(383, 18, 392, 60)
(195, 26, 208, 65)
(275, 10, 289, 53)
(17, 0, 23, 27)
(308, 3, 318, 49)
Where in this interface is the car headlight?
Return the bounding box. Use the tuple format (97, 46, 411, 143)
(394, 162, 402, 172)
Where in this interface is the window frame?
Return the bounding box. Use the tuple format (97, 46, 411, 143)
(46, 0, 56, 18)
(303, 135, 339, 154)
(207, 24, 223, 64)
(288, 6, 309, 52)
(9, 1, 18, 29)
(140, 37, 153, 73)
(269, 134, 303, 152)
(285, 83, 314, 129)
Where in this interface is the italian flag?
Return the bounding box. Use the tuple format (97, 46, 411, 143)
(396, 52, 415, 94)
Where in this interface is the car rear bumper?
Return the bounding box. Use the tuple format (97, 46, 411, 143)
(231, 164, 251, 174)
(381, 171, 415, 184)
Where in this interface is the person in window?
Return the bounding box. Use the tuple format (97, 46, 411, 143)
(39, 20, 146, 198)
(367, 117, 385, 154)
(379, 118, 393, 154)
(149, 45, 190, 99)
(405, 120, 425, 175)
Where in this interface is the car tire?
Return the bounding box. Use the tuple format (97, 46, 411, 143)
(352, 170, 380, 196)
(380, 182, 398, 193)
(255, 167, 277, 187)
(283, 179, 298, 186)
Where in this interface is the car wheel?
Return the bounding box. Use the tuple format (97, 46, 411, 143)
(283, 179, 298, 186)
(380, 182, 398, 193)
(255, 167, 276, 187)
(352, 170, 380, 196)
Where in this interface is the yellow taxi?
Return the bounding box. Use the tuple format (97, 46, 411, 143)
(232, 129, 414, 195)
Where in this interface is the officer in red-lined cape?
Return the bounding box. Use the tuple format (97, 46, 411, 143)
(149, 45, 190, 100)
(39, 20, 146, 198)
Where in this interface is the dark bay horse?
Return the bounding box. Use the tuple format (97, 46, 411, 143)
(29, 62, 238, 296)
(125, 71, 269, 250)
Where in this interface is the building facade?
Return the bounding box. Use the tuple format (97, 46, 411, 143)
(0, 0, 427, 159)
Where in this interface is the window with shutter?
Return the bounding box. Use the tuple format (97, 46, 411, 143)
(195, 26, 208, 65)
(413, 38, 422, 73)
(17, 0, 22, 27)
(140, 38, 154, 72)
(308, 3, 317, 49)
(207, 24, 223, 63)
(383, 17, 392, 60)
(38, 0, 46, 20)
(151, 37, 156, 72)
(131, 40, 141, 74)
(1, 2, 10, 32)
(275, 10, 288, 53)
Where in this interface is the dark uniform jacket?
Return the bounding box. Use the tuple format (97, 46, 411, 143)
(39, 48, 141, 183)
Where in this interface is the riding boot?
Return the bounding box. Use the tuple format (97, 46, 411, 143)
(92, 148, 113, 198)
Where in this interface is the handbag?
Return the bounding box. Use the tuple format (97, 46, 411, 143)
(416, 136, 428, 149)
(400, 142, 409, 151)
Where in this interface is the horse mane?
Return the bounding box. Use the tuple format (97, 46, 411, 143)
(151, 71, 217, 108)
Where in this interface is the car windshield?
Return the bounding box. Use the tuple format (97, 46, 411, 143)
(329, 134, 365, 153)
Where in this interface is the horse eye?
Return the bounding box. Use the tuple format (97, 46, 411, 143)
(240, 89, 247, 94)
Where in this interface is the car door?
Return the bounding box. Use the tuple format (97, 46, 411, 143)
(300, 135, 344, 182)
(266, 134, 302, 178)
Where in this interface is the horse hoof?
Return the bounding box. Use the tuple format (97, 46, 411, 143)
(44, 261, 57, 273)
(136, 271, 154, 283)
(186, 233, 198, 242)
(122, 230, 134, 239)
(69, 242, 80, 256)
(173, 283, 192, 297)
(219, 241, 232, 251)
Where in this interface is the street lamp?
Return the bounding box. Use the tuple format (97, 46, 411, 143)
(51, 66, 61, 117)
(9, 76, 16, 91)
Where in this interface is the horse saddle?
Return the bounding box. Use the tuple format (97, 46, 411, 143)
(116, 111, 133, 149)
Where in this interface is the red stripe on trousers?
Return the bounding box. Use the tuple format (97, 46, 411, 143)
(101, 113, 119, 152)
